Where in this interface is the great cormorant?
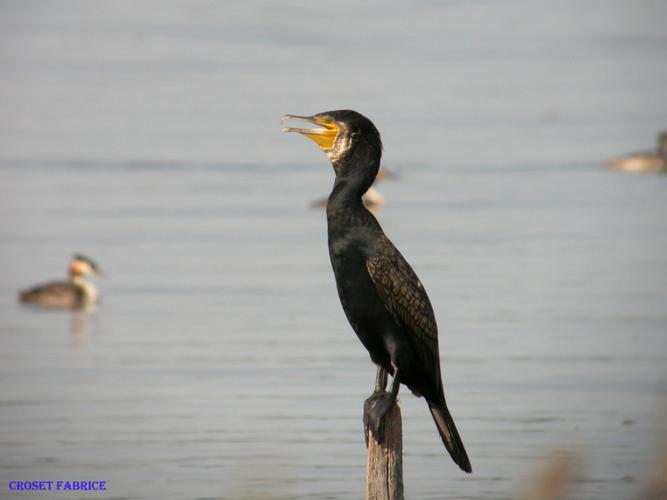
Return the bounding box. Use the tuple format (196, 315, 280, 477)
(605, 131, 667, 173)
(282, 110, 472, 473)
(19, 254, 104, 309)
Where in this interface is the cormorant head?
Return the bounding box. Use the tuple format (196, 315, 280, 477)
(282, 110, 382, 181)
(70, 254, 103, 277)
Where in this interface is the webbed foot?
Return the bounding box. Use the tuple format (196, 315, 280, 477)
(363, 390, 397, 446)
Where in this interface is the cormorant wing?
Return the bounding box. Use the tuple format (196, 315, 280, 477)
(365, 244, 442, 387)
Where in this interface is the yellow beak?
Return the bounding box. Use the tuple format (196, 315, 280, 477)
(282, 114, 338, 150)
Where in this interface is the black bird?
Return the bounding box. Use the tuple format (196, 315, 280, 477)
(282, 110, 472, 473)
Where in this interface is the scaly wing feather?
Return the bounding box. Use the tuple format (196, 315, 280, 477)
(365, 240, 442, 393)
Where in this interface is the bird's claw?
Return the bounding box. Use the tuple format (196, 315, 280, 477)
(363, 390, 396, 447)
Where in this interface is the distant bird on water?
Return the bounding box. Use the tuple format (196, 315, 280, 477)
(605, 131, 667, 173)
(282, 110, 471, 473)
(19, 254, 104, 309)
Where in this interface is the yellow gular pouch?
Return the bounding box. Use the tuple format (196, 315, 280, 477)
(281, 114, 339, 151)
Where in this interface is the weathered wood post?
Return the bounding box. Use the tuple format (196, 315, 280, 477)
(365, 401, 404, 500)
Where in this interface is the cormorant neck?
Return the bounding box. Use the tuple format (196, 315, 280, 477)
(327, 147, 380, 210)
(328, 177, 365, 211)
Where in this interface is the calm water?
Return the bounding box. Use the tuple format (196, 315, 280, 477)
(1, 1, 667, 499)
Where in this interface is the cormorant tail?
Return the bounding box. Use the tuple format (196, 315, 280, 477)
(428, 401, 472, 473)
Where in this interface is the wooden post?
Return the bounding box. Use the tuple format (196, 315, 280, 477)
(365, 401, 404, 500)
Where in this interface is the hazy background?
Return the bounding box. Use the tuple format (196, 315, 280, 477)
(1, 1, 666, 499)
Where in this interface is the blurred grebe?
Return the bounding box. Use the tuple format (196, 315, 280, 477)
(19, 254, 104, 309)
(605, 131, 667, 173)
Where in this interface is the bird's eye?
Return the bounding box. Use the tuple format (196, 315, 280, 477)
(322, 115, 333, 123)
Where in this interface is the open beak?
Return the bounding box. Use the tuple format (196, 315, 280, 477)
(282, 114, 338, 150)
